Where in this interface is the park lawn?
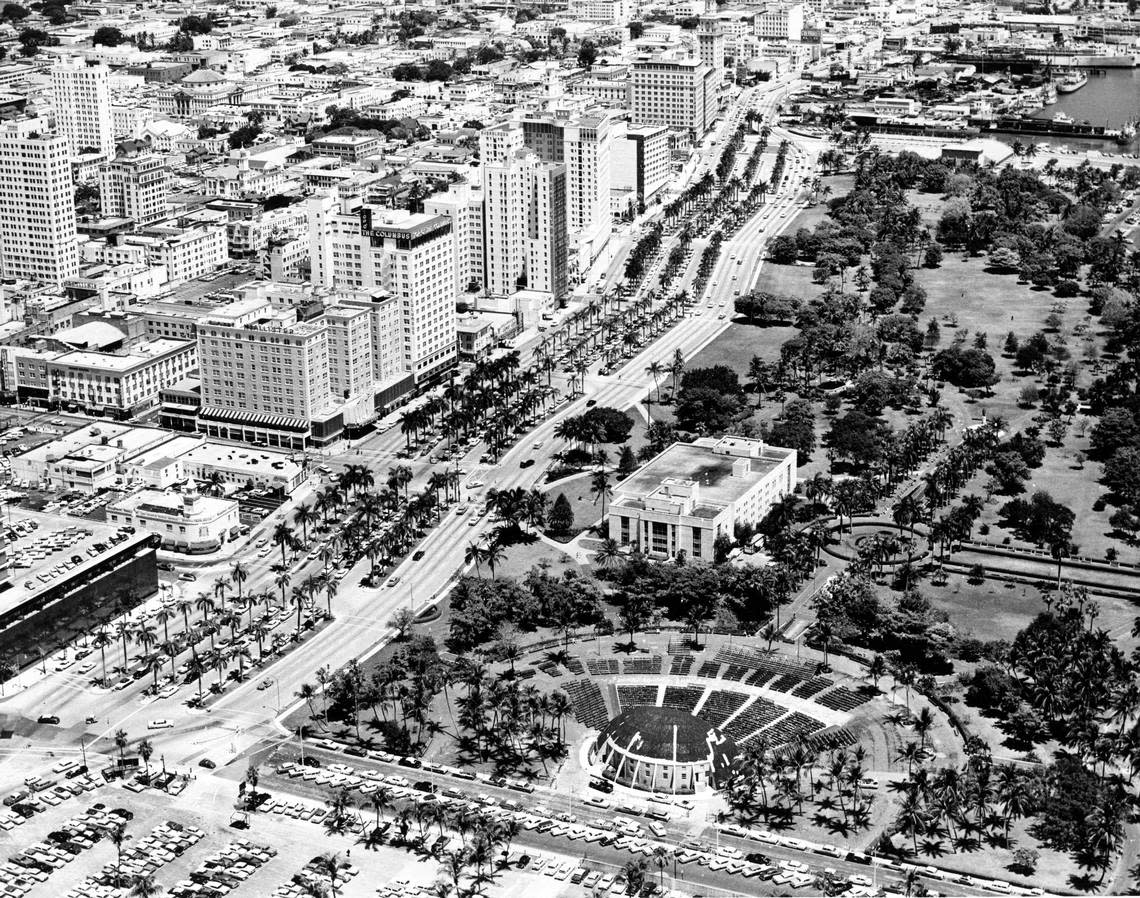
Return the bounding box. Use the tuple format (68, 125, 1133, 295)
(963, 441, 1132, 565)
(495, 535, 583, 581)
(686, 320, 798, 373)
(910, 816, 1080, 896)
(542, 472, 608, 540)
(921, 574, 1049, 643)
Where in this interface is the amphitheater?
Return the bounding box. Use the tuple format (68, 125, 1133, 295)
(532, 638, 877, 792)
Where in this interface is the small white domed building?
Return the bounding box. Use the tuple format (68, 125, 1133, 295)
(590, 707, 738, 794)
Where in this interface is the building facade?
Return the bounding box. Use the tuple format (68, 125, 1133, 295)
(107, 490, 240, 554)
(51, 57, 114, 159)
(631, 56, 718, 138)
(607, 436, 797, 560)
(0, 120, 80, 285)
(309, 192, 458, 389)
(197, 298, 342, 449)
(98, 142, 170, 225)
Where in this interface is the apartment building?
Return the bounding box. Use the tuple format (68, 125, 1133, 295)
(631, 55, 718, 138)
(50, 57, 114, 159)
(0, 120, 80, 285)
(308, 191, 458, 389)
(98, 141, 170, 226)
(520, 111, 614, 271)
(94, 224, 228, 285)
(197, 298, 343, 449)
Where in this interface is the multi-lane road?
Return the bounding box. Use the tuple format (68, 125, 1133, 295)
(5, 72, 821, 800)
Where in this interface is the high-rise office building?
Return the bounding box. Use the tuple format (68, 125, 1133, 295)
(631, 55, 718, 138)
(424, 182, 486, 298)
(308, 192, 457, 387)
(698, 11, 727, 81)
(521, 110, 614, 270)
(0, 119, 80, 284)
(98, 140, 170, 225)
(481, 126, 568, 308)
(51, 57, 114, 160)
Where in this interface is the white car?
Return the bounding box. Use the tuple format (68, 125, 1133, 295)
(147, 719, 174, 730)
(156, 684, 178, 699)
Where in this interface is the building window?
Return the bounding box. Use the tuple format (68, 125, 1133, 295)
(651, 521, 669, 555)
(692, 529, 702, 557)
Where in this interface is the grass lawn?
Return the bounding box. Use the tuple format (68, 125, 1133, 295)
(542, 472, 607, 539)
(922, 573, 1050, 643)
(495, 536, 582, 581)
(686, 320, 798, 372)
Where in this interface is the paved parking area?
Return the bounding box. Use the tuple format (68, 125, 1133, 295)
(0, 768, 586, 898)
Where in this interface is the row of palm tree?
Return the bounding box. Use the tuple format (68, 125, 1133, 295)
(725, 740, 876, 838)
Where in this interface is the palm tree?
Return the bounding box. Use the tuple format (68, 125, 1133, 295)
(867, 654, 886, 691)
(272, 521, 294, 566)
(230, 561, 248, 600)
(912, 706, 935, 750)
(110, 822, 130, 886)
(590, 468, 612, 525)
(92, 626, 113, 685)
(645, 360, 665, 415)
(483, 538, 506, 579)
(593, 537, 622, 566)
(293, 502, 315, 545)
(114, 728, 129, 761)
(128, 874, 162, 898)
(138, 738, 153, 780)
(464, 540, 484, 578)
(315, 852, 349, 898)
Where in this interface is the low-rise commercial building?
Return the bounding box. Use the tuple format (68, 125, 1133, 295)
(607, 436, 797, 560)
(107, 490, 240, 554)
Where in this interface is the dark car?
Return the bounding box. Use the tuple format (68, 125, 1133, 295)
(745, 852, 771, 866)
(36, 715, 60, 725)
(585, 399, 597, 407)
(300, 756, 321, 768)
(412, 550, 426, 561)
(519, 459, 535, 469)
(198, 759, 217, 770)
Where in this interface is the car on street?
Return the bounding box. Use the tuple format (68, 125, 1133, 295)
(520, 459, 535, 469)
(148, 719, 174, 729)
(36, 715, 60, 725)
(198, 758, 217, 769)
(386, 576, 401, 587)
(178, 572, 196, 581)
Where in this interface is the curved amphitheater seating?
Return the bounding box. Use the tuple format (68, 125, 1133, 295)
(722, 696, 784, 743)
(662, 685, 705, 712)
(698, 690, 749, 728)
(669, 654, 695, 675)
(617, 684, 659, 710)
(564, 679, 609, 729)
(622, 655, 662, 675)
(816, 686, 870, 711)
(587, 658, 620, 676)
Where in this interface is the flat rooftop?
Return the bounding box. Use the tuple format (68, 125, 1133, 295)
(616, 441, 791, 508)
(1, 507, 138, 617)
(54, 338, 193, 372)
